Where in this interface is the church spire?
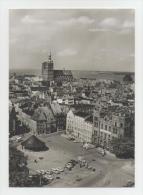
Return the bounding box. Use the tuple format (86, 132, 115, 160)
(48, 51, 52, 60)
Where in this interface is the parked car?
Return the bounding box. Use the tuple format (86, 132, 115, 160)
(53, 170, 60, 174)
(56, 167, 64, 172)
(68, 159, 78, 166)
(79, 159, 86, 166)
(73, 140, 80, 143)
(87, 166, 93, 170)
(43, 174, 54, 181)
(36, 170, 41, 174)
(67, 137, 75, 141)
(65, 163, 73, 169)
(46, 170, 53, 175)
(83, 143, 95, 150)
(76, 177, 82, 181)
(40, 170, 45, 175)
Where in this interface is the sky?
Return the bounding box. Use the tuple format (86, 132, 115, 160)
(9, 9, 134, 72)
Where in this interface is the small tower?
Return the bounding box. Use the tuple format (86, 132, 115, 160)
(49, 51, 52, 60)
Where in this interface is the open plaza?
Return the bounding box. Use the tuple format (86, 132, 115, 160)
(14, 133, 134, 187)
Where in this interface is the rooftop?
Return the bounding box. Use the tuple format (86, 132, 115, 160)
(32, 106, 55, 122)
(85, 115, 93, 123)
(74, 111, 89, 118)
(50, 103, 62, 115)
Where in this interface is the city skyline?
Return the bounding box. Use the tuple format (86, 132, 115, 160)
(9, 9, 134, 72)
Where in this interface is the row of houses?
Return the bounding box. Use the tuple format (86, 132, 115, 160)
(66, 107, 134, 150)
(9, 102, 66, 136)
(10, 101, 134, 151)
(66, 110, 93, 143)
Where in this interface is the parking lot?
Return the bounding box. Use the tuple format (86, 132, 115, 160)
(17, 134, 134, 187)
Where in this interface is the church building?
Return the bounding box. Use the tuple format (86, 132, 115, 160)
(42, 53, 73, 83)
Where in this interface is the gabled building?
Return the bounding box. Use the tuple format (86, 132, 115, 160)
(50, 102, 66, 131)
(93, 107, 134, 150)
(32, 106, 56, 134)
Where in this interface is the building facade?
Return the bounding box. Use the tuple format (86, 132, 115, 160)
(9, 105, 17, 135)
(32, 106, 56, 134)
(50, 102, 66, 131)
(93, 109, 134, 150)
(17, 107, 37, 134)
(66, 108, 134, 149)
(66, 110, 94, 143)
(54, 70, 73, 83)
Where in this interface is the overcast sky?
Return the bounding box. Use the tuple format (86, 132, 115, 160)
(9, 9, 134, 72)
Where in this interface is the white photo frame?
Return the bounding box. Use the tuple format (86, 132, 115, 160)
(0, 0, 143, 195)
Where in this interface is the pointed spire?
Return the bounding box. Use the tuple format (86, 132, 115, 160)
(48, 51, 52, 60)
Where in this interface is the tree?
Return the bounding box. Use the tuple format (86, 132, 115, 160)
(9, 146, 45, 187)
(110, 137, 134, 159)
(123, 74, 133, 83)
(9, 146, 29, 187)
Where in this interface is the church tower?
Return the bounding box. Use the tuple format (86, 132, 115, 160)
(42, 52, 54, 82)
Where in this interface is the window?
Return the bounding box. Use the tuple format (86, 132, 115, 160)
(109, 126, 111, 131)
(113, 128, 117, 134)
(105, 125, 107, 130)
(101, 123, 103, 129)
(115, 122, 117, 127)
(95, 122, 98, 127)
(120, 123, 123, 128)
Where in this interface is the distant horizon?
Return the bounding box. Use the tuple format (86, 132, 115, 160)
(9, 68, 134, 73)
